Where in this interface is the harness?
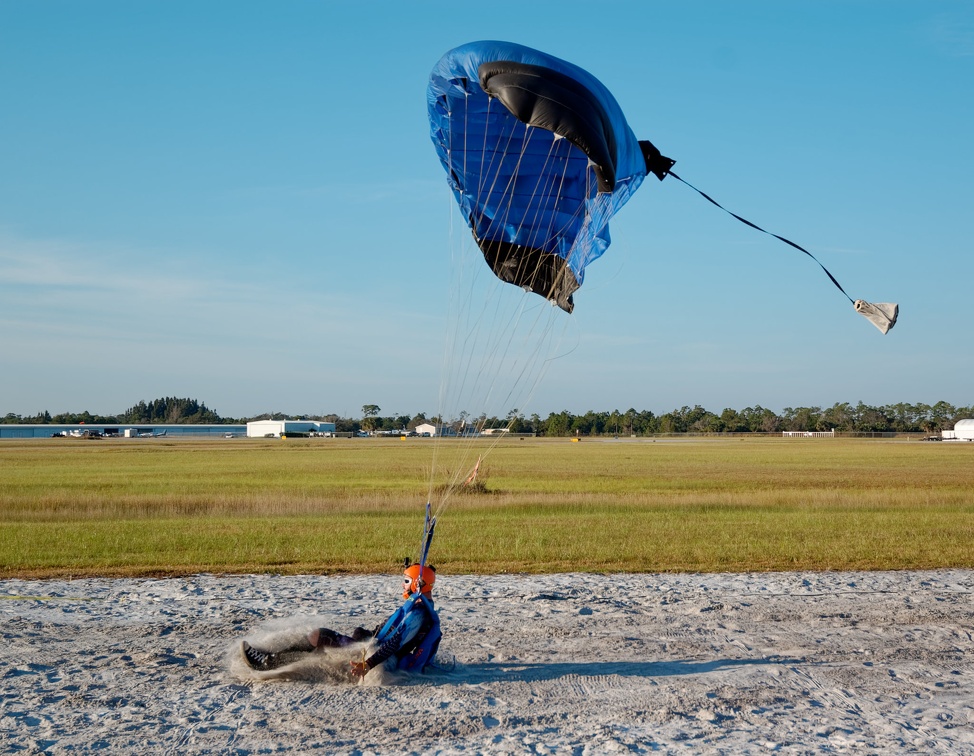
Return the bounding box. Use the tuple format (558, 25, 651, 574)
(370, 593, 442, 672)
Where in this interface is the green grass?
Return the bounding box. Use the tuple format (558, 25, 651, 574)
(1, 437, 972, 577)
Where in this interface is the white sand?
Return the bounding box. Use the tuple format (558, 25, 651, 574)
(2, 570, 972, 754)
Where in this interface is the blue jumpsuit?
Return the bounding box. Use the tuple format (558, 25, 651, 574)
(364, 592, 441, 672)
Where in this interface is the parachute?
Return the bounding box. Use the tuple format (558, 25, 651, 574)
(416, 39, 899, 573)
(427, 40, 897, 333)
(427, 40, 673, 314)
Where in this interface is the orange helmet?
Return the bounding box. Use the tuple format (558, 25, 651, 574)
(402, 563, 435, 599)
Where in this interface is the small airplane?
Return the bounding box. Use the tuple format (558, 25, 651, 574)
(67, 429, 103, 439)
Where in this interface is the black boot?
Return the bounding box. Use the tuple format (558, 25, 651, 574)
(242, 641, 279, 671)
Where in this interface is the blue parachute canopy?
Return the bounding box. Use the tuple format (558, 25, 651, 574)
(428, 41, 672, 312)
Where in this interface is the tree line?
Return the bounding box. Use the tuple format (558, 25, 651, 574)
(522, 401, 972, 436)
(3, 398, 971, 435)
(3, 397, 224, 426)
(355, 401, 972, 436)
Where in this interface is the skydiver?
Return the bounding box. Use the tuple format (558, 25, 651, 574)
(241, 562, 441, 677)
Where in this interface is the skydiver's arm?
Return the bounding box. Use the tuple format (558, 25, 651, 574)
(355, 601, 429, 673)
(362, 626, 404, 670)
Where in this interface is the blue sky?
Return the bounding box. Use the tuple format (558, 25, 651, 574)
(1, 1, 971, 420)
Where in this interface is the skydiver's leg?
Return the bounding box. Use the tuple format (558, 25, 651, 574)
(351, 626, 375, 641)
(308, 626, 375, 648)
(243, 626, 377, 669)
(308, 627, 356, 648)
(242, 634, 315, 670)
(241, 640, 311, 671)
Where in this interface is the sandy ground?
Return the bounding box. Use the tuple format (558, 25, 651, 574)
(1, 570, 972, 754)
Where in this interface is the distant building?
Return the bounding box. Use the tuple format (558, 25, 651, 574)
(245, 420, 337, 438)
(942, 419, 974, 441)
(414, 423, 457, 437)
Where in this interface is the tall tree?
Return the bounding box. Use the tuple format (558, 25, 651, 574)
(360, 404, 381, 432)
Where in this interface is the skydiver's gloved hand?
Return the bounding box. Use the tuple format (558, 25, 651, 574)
(350, 660, 370, 677)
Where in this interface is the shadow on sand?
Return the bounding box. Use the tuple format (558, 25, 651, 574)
(436, 657, 803, 685)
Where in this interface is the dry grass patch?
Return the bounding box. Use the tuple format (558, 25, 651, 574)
(1, 437, 972, 576)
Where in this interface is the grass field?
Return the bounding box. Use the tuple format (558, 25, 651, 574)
(1, 436, 972, 577)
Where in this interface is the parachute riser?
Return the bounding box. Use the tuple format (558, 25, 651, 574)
(418, 502, 437, 584)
